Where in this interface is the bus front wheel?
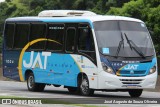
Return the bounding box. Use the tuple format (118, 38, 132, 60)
(128, 89, 143, 97)
(80, 76, 94, 96)
(27, 73, 45, 92)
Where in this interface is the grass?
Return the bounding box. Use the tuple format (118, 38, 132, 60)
(41, 98, 72, 104)
(73, 104, 106, 107)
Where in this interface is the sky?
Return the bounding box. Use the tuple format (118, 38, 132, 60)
(0, 0, 5, 3)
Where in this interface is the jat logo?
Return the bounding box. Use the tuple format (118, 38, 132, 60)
(23, 51, 51, 69)
(124, 64, 139, 70)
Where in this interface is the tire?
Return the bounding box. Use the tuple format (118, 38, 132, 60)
(27, 73, 45, 92)
(80, 76, 94, 96)
(128, 89, 143, 97)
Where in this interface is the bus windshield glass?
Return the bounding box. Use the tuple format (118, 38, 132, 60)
(94, 20, 154, 58)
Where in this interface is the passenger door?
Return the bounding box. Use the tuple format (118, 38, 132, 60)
(76, 23, 98, 89)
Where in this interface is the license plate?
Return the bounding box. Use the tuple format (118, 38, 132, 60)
(126, 85, 138, 88)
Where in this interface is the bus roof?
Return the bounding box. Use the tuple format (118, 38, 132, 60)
(6, 15, 143, 23)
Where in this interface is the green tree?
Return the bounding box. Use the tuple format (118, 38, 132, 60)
(28, 6, 43, 16)
(0, 2, 9, 36)
(6, 4, 17, 15)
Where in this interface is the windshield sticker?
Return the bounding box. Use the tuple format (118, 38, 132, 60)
(141, 23, 145, 27)
(102, 48, 110, 54)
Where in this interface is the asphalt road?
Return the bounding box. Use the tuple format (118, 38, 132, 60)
(0, 81, 160, 107)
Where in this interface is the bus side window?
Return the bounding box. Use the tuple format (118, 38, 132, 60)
(66, 28, 76, 52)
(5, 24, 15, 49)
(30, 24, 46, 50)
(78, 26, 96, 63)
(78, 28, 95, 51)
(14, 24, 29, 49)
(47, 24, 64, 51)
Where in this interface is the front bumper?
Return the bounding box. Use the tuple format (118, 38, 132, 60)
(98, 70, 157, 89)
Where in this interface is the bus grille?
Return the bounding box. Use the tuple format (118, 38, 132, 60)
(120, 79, 143, 85)
(119, 70, 146, 76)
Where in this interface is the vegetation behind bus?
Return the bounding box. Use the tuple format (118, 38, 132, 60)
(0, 0, 160, 74)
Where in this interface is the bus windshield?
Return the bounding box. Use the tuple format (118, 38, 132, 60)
(94, 20, 154, 58)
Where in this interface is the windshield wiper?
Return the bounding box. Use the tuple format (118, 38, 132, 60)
(115, 32, 124, 58)
(124, 33, 145, 58)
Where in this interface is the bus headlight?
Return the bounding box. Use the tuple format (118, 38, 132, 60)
(149, 66, 156, 74)
(101, 62, 115, 74)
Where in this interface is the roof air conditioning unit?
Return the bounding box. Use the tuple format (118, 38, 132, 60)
(38, 10, 97, 17)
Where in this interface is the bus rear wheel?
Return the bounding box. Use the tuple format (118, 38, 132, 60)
(27, 73, 45, 92)
(128, 89, 143, 97)
(80, 76, 94, 96)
